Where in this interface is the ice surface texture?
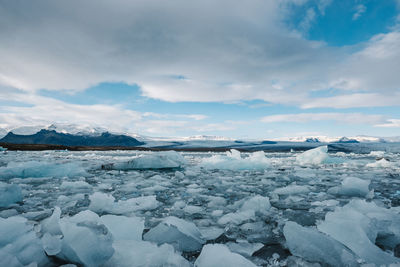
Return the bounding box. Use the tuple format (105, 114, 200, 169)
(0, 148, 399, 266)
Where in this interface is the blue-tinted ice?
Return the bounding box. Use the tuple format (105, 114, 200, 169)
(0, 147, 399, 266)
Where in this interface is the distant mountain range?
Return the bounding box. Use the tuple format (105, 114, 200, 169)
(0, 129, 144, 147)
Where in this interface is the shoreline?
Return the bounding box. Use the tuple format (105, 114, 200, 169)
(0, 142, 317, 152)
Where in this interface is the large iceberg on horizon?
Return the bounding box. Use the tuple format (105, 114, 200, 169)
(101, 151, 186, 170)
(296, 146, 344, 166)
(0, 161, 86, 179)
(200, 149, 270, 170)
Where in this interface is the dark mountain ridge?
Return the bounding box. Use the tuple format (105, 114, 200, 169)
(0, 129, 144, 147)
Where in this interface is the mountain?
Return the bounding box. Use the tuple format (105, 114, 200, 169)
(0, 129, 144, 147)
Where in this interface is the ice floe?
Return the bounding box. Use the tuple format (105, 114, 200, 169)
(0, 161, 86, 179)
(0, 182, 22, 207)
(200, 149, 270, 170)
(195, 244, 257, 267)
(101, 151, 186, 170)
(143, 216, 205, 252)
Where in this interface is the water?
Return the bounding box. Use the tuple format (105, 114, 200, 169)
(0, 149, 399, 266)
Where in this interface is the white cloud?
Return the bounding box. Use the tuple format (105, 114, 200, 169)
(352, 4, 366, 20)
(375, 119, 400, 128)
(0, 0, 398, 112)
(261, 112, 391, 125)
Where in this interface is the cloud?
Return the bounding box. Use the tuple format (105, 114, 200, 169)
(375, 119, 400, 128)
(0, 0, 398, 111)
(261, 112, 393, 126)
(352, 4, 366, 20)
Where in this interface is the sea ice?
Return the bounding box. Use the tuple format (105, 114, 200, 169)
(100, 214, 144, 241)
(0, 161, 86, 179)
(143, 216, 205, 252)
(283, 221, 359, 266)
(89, 192, 160, 214)
(194, 244, 257, 267)
(200, 149, 270, 170)
(101, 151, 186, 170)
(296, 146, 344, 165)
(273, 184, 310, 195)
(60, 181, 92, 191)
(0, 182, 22, 207)
(218, 195, 270, 225)
(328, 177, 370, 197)
(57, 210, 115, 266)
(366, 158, 392, 168)
(0, 216, 49, 266)
(317, 199, 400, 265)
(105, 240, 190, 267)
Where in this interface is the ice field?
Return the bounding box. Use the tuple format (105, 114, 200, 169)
(0, 146, 400, 266)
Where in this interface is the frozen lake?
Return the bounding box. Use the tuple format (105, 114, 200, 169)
(0, 147, 399, 266)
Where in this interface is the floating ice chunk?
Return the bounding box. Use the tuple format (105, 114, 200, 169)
(143, 216, 205, 252)
(329, 177, 370, 197)
(200, 149, 269, 170)
(105, 240, 190, 267)
(60, 181, 92, 191)
(0, 216, 49, 266)
(273, 184, 310, 195)
(218, 195, 270, 225)
(366, 158, 392, 168)
(194, 244, 257, 267)
(369, 151, 385, 157)
(283, 221, 359, 266)
(296, 146, 344, 166)
(41, 232, 61, 255)
(218, 210, 255, 225)
(317, 199, 400, 265)
(311, 199, 339, 207)
(240, 195, 271, 215)
(89, 192, 160, 215)
(183, 205, 203, 214)
(100, 215, 144, 241)
(57, 210, 115, 266)
(0, 161, 86, 179)
(226, 241, 264, 258)
(0, 182, 22, 207)
(101, 151, 186, 170)
(41, 207, 62, 235)
(0, 146, 7, 151)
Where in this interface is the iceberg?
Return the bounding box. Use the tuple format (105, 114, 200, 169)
(317, 199, 400, 265)
(143, 216, 205, 252)
(100, 214, 144, 241)
(200, 149, 270, 170)
(0, 161, 86, 179)
(101, 151, 186, 170)
(0, 216, 50, 266)
(105, 240, 190, 267)
(89, 192, 160, 215)
(41, 209, 115, 266)
(0, 182, 22, 207)
(328, 177, 370, 198)
(218, 195, 270, 225)
(296, 146, 344, 166)
(283, 221, 359, 266)
(366, 158, 392, 168)
(194, 244, 257, 267)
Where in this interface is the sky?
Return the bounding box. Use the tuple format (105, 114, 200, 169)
(0, 0, 399, 139)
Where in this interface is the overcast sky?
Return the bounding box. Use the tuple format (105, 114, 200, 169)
(0, 0, 399, 139)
